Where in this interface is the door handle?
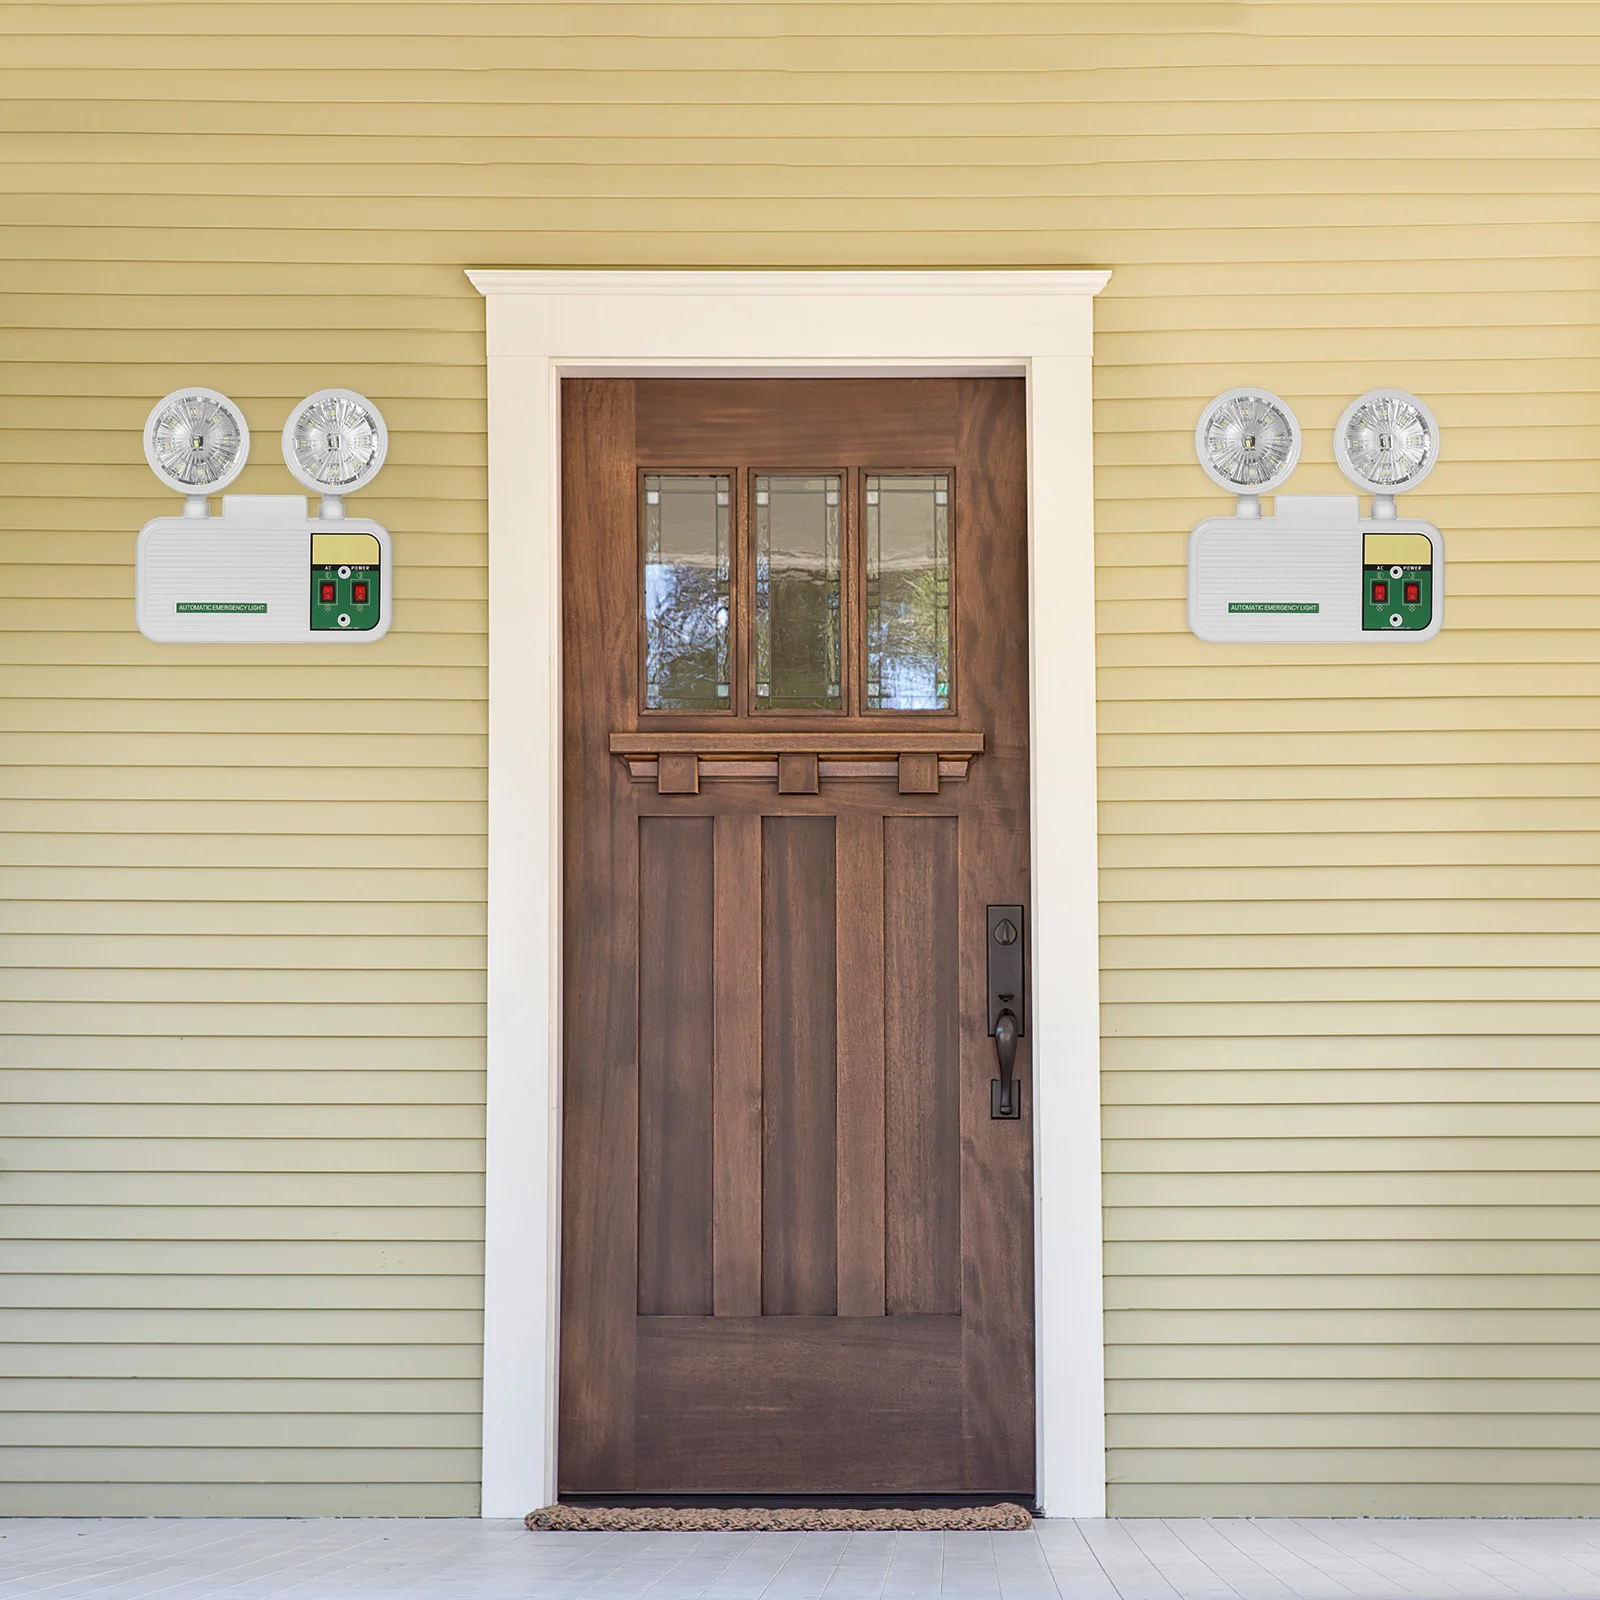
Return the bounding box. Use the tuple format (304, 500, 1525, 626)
(992, 1008, 1020, 1119)
(987, 905, 1025, 1120)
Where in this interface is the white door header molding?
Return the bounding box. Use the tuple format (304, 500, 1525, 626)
(468, 269, 1109, 364)
(470, 266, 1108, 1520)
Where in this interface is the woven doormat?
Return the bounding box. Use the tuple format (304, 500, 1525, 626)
(526, 1502, 1032, 1532)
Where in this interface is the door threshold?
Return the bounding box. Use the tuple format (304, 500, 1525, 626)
(558, 1492, 1037, 1512)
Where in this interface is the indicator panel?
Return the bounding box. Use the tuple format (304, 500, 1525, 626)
(310, 531, 382, 632)
(1362, 530, 1434, 633)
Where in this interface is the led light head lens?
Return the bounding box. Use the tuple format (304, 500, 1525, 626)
(1194, 388, 1302, 495)
(1336, 388, 1438, 493)
(283, 389, 388, 495)
(144, 388, 250, 495)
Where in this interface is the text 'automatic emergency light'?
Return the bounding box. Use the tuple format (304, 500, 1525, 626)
(1188, 386, 1443, 644)
(136, 388, 393, 643)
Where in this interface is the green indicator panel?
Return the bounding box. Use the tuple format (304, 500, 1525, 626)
(1362, 530, 1434, 633)
(1362, 564, 1433, 633)
(311, 564, 381, 631)
(309, 531, 383, 633)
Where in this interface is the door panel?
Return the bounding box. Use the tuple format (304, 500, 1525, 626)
(761, 814, 838, 1317)
(636, 815, 714, 1318)
(884, 815, 961, 1317)
(562, 377, 1032, 1495)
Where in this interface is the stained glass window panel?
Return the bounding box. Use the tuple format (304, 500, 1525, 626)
(866, 473, 951, 711)
(754, 474, 842, 711)
(643, 474, 730, 711)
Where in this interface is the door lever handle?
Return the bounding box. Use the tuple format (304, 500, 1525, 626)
(992, 1008, 1020, 1119)
(987, 905, 1025, 1119)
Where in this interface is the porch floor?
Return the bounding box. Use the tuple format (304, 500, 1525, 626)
(4, 1515, 1600, 1599)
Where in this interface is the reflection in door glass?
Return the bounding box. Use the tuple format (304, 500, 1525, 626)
(866, 474, 951, 711)
(754, 474, 842, 710)
(643, 474, 731, 711)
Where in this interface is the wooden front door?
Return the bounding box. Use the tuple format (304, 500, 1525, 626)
(560, 378, 1033, 1495)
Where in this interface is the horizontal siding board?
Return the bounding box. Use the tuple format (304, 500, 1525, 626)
(1108, 1205, 1600, 1240)
(0, 1413, 480, 1447)
(0, 1344, 485, 1380)
(0, 1208, 485, 1241)
(1103, 1173, 1600, 1206)
(1109, 1379, 1600, 1414)
(0, 1139, 486, 1172)
(0, 1378, 480, 1412)
(0, 1105, 485, 1137)
(1107, 1241, 1600, 1275)
(0, 1445, 479, 1482)
(0, 1482, 478, 1516)
(0, 1067, 485, 1100)
(1108, 1345, 1600, 1381)
(1108, 1414, 1600, 1449)
(1104, 1310, 1600, 1344)
(0, 1034, 486, 1067)
(1105, 1104, 1600, 1137)
(0, 1267, 488, 1305)
(0, 935, 487, 967)
(0, 1309, 483, 1343)
(1104, 1448, 1600, 1485)
(0, 1173, 484, 1206)
(1103, 1485, 1600, 1516)
(0, 1241, 481, 1274)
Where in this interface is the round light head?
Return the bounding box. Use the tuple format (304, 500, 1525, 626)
(144, 388, 250, 495)
(1335, 388, 1438, 495)
(1195, 387, 1302, 496)
(282, 389, 388, 496)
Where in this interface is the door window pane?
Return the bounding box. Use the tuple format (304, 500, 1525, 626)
(754, 474, 842, 711)
(643, 474, 731, 711)
(866, 473, 951, 711)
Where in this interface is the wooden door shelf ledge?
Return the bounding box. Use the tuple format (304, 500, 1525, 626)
(610, 731, 985, 796)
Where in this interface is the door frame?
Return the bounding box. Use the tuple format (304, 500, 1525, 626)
(468, 269, 1110, 1517)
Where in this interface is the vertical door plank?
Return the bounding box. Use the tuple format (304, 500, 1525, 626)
(637, 816, 715, 1316)
(761, 815, 839, 1316)
(883, 816, 962, 1317)
(559, 377, 640, 1489)
(954, 377, 1035, 1490)
(835, 810, 886, 1317)
(714, 813, 763, 1316)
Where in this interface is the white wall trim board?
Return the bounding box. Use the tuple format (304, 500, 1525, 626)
(469, 268, 1110, 1518)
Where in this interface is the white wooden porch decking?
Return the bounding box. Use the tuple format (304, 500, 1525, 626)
(6, 1516, 1600, 1599)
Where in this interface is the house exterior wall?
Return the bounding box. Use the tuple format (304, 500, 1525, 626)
(2, 1, 1595, 1517)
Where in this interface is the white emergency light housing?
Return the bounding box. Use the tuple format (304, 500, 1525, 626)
(136, 389, 393, 643)
(1188, 387, 1443, 644)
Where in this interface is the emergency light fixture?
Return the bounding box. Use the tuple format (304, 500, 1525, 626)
(1193, 387, 1302, 517)
(143, 388, 251, 515)
(136, 388, 393, 644)
(282, 387, 389, 516)
(1188, 386, 1443, 644)
(1334, 387, 1439, 517)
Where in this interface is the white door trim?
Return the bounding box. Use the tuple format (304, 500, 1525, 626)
(468, 269, 1109, 1518)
